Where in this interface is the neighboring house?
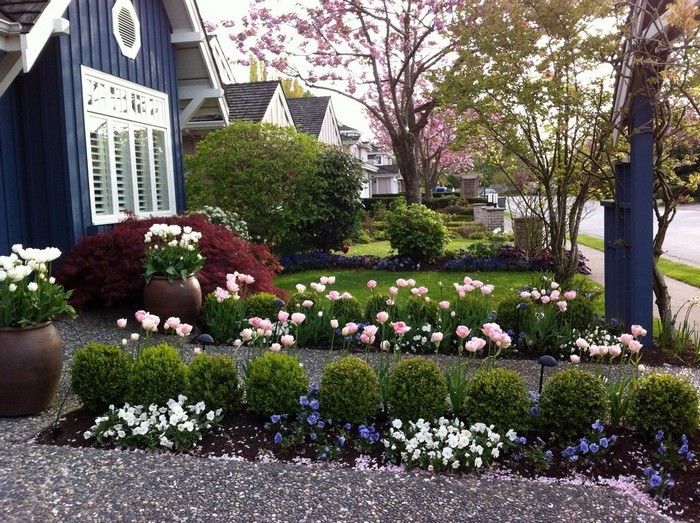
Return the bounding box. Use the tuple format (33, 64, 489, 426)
(339, 124, 377, 198)
(374, 164, 403, 195)
(0, 0, 227, 254)
(223, 80, 294, 128)
(287, 96, 341, 146)
(366, 145, 394, 166)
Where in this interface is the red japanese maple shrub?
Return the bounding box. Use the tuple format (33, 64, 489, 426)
(55, 214, 283, 308)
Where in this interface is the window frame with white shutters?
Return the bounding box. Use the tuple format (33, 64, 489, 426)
(81, 66, 176, 226)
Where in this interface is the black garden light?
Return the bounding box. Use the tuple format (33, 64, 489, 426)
(195, 333, 214, 352)
(537, 355, 558, 393)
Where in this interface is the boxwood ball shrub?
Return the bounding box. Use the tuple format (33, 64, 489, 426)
(364, 294, 392, 323)
(329, 296, 364, 325)
(319, 357, 379, 424)
(628, 373, 700, 438)
(286, 291, 317, 312)
(389, 358, 448, 422)
(187, 353, 242, 414)
(385, 201, 449, 263)
(71, 343, 131, 411)
(245, 292, 282, 320)
(495, 296, 533, 334)
(127, 344, 188, 407)
(538, 368, 607, 442)
(466, 367, 531, 434)
(245, 352, 309, 417)
(402, 295, 439, 327)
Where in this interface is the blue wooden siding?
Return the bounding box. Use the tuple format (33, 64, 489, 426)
(0, 0, 184, 254)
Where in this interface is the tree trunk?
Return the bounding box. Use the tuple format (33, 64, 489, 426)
(652, 259, 674, 340)
(393, 135, 421, 205)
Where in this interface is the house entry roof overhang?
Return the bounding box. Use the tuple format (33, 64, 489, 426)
(0, 0, 70, 97)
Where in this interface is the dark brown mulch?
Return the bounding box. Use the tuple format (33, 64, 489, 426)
(36, 408, 700, 522)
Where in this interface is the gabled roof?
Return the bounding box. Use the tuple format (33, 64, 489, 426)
(224, 80, 282, 121)
(0, 1, 50, 29)
(287, 96, 331, 138)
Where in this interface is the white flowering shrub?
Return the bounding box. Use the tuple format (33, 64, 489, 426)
(383, 417, 519, 472)
(84, 395, 223, 451)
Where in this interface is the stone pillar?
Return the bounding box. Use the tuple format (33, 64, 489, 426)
(473, 204, 505, 232)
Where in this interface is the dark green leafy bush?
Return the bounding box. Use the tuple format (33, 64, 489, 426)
(187, 353, 242, 414)
(319, 357, 379, 424)
(245, 292, 281, 320)
(364, 294, 393, 323)
(385, 202, 449, 262)
(466, 367, 531, 433)
(566, 298, 596, 331)
(389, 358, 448, 422)
(329, 297, 363, 325)
(127, 344, 188, 407)
(71, 343, 131, 411)
(202, 293, 245, 344)
(538, 369, 607, 442)
(495, 296, 533, 333)
(402, 295, 439, 327)
(245, 352, 308, 416)
(286, 291, 317, 312)
(628, 373, 700, 438)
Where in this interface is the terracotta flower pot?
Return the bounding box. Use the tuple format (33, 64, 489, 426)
(0, 322, 63, 417)
(143, 275, 202, 329)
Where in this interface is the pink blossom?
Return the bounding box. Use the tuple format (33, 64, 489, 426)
(326, 290, 340, 301)
(392, 321, 411, 335)
(630, 325, 647, 338)
(519, 291, 531, 299)
(320, 276, 329, 285)
(344, 322, 359, 334)
(340, 292, 353, 300)
(531, 291, 541, 300)
(389, 286, 399, 295)
(330, 319, 339, 329)
(240, 328, 253, 341)
(540, 295, 551, 304)
(619, 333, 634, 346)
(431, 332, 443, 343)
(575, 337, 589, 349)
(481, 322, 501, 337)
(494, 332, 512, 348)
(367, 279, 377, 289)
(472, 280, 484, 288)
(296, 284, 307, 293)
(608, 344, 622, 358)
(226, 280, 240, 293)
(588, 345, 602, 356)
(556, 300, 567, 312)
(315, 284, 326, 293)
(117, 318, 127, 328)
(291, 313, 306, 325)
(233, 339, 242, 347)
(243, 275, 255, 285)
(465, 338, 486, 352)
(438, 300, 450, 310)
(270, 343, 282, 352)
(215, 287, 231, 302)
(165, 317, 181, 330)
(141, 315, 159, 332)
(363, 325, 379, 337)
(396, 278, 408, 288)
(455, 325, 471, 338)
(249, 317, 263, 328)
(551, 281, 560, 289)
(302, 300, 314, 308)
(278, 310, 289, 323)
(281, 335, 295, 347)
(259, 319, 274, 332)
(628, 340, 642, 354)
(406, 278, 416, 287)
(564, 290, 577, 300)
(570, 355, 581, 364)
(550, 290, 560, 300)
(176, 323, 193, 336)
(135, 310, 147, 322)
(376, 311, 389, 324)
(410, 287, 420, 295)
(481, 285, 494, 296)
(327, 276, 336, 284)
(464, 276, 473, 285)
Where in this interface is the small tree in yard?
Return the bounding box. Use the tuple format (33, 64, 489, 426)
(227, 0, 461, 205)
(440, 0, 617, 283)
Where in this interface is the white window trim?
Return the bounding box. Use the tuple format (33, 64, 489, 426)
(81, 66, 176, 226)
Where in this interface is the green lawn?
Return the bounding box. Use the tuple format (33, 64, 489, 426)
(577, 234, 700, 288)
(346, 239, 473, 258)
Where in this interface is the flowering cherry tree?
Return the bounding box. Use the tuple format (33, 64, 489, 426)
(229, 0, 461, 204)
(371, 107, 473, 198)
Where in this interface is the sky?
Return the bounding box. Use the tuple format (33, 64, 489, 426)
(195, 0, 373, 138)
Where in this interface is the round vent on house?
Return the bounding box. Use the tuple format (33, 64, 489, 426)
(112, 0, 141, 60)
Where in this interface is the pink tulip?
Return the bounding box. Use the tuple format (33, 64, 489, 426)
(367, 279, 377, 289)
(327, 276, 336, 284)
(410, 287, 420, 296)
(551, 281, 560, 289)
(570, 355, 581, 364)
(243, 275, 255, 285)
(330, 319, 339, 329)
(438, 300, 450, 310)
(363, 325, 379, 337)
(608, 344, 622, 358)
(259, 319, 273, 331)
(495, 333, 512, 349)
(280, 335, 295, 347)
(344, 322, 359, 334)
(519, 291, 531, 299)
(472, 280, 484, 288)
(481, 322, 501, 337)
(240, 328, 253, 341)
(326, 290, 340, 301)
(456, 325, 471, 338)
(376, 311, 389, 324)
(290, 313, 306, 325)
(418, 286, 429, 295)
(249, 317, 262, 328)
(176, 323, 193, 336)
(215, 287, 231, 302)
(396, 278, 408, 288)
(226, 280, 240, 293)
(392, 321, 411, 335)
(564, 290, 577, 300)
(481, 285, 494, 295)
(315, 284, 326, 293)
(531, 291, 541, 300)
(465, 338, 486, 352)
(630, 325, 647, 338)
(406, 278, 416, 287)
(619, 333, 634, 346)
(540, 295, 551, 304)
(556, 300, 567, 312)
(270, 343, 282, 352)
(302, 300, 314, 308)
(278, 310, 290, 323)
(550, 290, 560, 300)
(360, 333, 375, 344)
(389, 286, 399, 295)
(431, 332, 443, 343)
(117, 318, 127, 328)
(165, 317, 181, 330)
(320, 276, 329, 285)
(575, 337, 589, 349)
(296, 284, 307, 293)
(628, 340, 642, 354)
(233, 339, 242, 347)
(340, 292, 352, 300)
(135, 310, 147, 322)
